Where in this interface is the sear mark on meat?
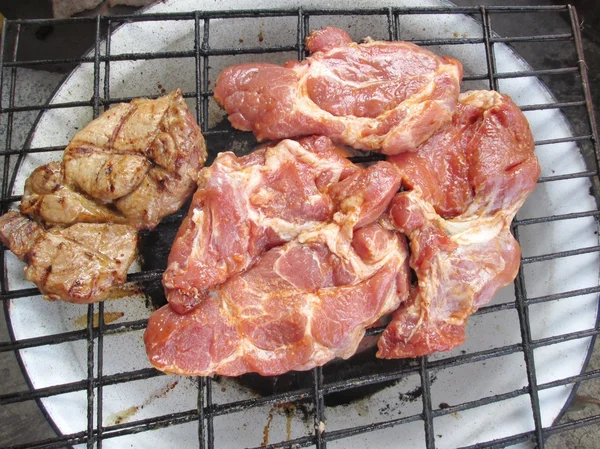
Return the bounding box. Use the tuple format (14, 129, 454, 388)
(20, 162, 129, 225)
(3, 90, 205, 304)
(162, 136, 402, 314)
(377, 90, 540, 358)
(0, 211, 137, 303)
(62, 89, 207, 229)
(145, 221, 410, 376)
(214, 26, 463, 155)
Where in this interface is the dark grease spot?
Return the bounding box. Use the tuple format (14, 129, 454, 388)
(138, 207, 186, 310)
(235, 347, 418, 407)
(35, 25, 54, 41)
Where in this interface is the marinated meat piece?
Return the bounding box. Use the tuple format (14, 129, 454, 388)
(0, 211, 137, 303)
(214, 27, 463, 155)
(163, 136, 402, 314)
(388, 90, 536, 218)
(20, 162, 128, 225)
(378, 90, 540, 358)
(0, 211, 44, 259)
(145, 222, 410, 376)
(63, 89, 207, 229)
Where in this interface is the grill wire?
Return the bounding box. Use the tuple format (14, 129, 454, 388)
(0, 4, 599, 449)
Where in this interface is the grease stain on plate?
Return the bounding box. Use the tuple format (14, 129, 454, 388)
(261, 402, 307, 446)
(105, 380, 180, 426)
(73, 311, 124, 328)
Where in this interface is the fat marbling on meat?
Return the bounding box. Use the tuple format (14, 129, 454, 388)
(61, 89, 206, 229)
(214, 26, 463, 155)
(378, 90, 540, 358)
(146, 221, 410, 376)
(0, 211, 137, 303)
(162, 136, 402, 314)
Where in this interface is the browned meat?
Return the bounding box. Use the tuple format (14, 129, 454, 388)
(0, 211, 44, 259)
(63, 89, 207, 229)
(0, 211, 137, 303)
(20, 162, 128, 225)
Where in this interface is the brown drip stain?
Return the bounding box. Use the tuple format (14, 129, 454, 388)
(284, 405, 293, 441)
(108, 406, 138, 425)
(73, 311, 124, 328)
(258, 22, 264, 43)
(261, 402, 297, 446)
(104, 283, 145, 300)
(106, 380, 179, 426)
(261, 408, 275, 447)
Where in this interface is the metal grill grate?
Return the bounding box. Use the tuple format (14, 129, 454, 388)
(0, 4, 599, 449)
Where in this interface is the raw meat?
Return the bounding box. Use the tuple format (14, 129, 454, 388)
(214, 27, 463, 155)
(20, 162, 128, 225)
(63, 89, 206, 229)
(145, 221, 410, 376)
(378, 90, 540, 358)
(163, 136, 402, 314)
(0, 211, 137, 303)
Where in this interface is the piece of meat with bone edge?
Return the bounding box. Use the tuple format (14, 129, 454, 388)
(20, 162, 129, 226)
(62, 89, 206, 229)
(145, 222, 410, 376)
(0, 211, 137, 303)
(214, 26, 462, 155)
(162, 136, 402, 314)
(378, 90, 540, 358)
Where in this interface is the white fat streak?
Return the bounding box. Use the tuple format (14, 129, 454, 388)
(307, 58, 430, 90)
(443, 215, 505, 246)
(298, 221, 407, 285)
(404, 189, 514, 247)
(290, 53, 459, 151)
(208, 223, 409, 375)
(239, 139, 348, 240)
(458, 90, 501, 109)
(189, 209, 205, 260)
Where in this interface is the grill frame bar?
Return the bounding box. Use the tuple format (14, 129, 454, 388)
(0, 4, 598, 449)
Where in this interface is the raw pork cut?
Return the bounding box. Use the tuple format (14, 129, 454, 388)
(62, 89, 206, 229)
(0, 211, 137, 303)
(214, 27, 463, 155)
(163, 136, 402, 314)
(378, 90, 540, 358)
(145, 221, 410, 376)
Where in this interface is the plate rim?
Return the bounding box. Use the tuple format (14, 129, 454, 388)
(3, 1, 599, 447)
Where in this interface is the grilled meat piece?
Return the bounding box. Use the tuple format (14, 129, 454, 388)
(214, 26, 463, 155)
(0, 211, 137, 303)
(20, 162, 128, 225)
(146, 222, 410, 376)
(63, 89, 207, 229)
(378, 91, 540, 358)
(162, 136, 402, 314)
(0, 211, 44, 259)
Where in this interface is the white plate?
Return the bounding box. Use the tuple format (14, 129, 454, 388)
(6, 1, 599, 448)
